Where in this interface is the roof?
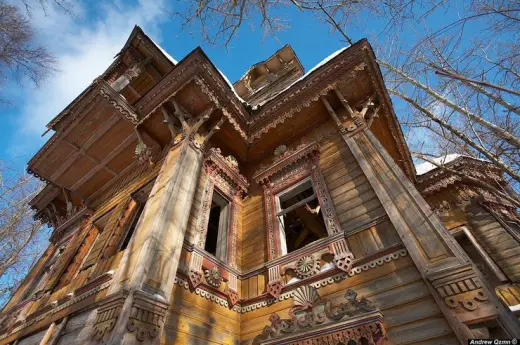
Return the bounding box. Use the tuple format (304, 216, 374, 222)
(415, 154, 490, 176)
(415, 154, 462, 175)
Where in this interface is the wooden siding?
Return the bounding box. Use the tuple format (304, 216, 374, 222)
(468, 205, 520, 282)
(163, 284, 241, 345)
(239, 188, 267, 272)
(319, 135, 386, 232)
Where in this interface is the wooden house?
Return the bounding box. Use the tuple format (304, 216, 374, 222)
(1, 26, 519, 345)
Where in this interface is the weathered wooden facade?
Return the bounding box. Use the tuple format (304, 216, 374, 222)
(1, 26, 519, 345)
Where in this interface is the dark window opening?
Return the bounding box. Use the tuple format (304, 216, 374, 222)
(119, 204, 144, 251)
(119, 180, 154, 252)
(204, 191, 230, 261)
(277, 179, 327, 254)
(205, 202, 221, 255)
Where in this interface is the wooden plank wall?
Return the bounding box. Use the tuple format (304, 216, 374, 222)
(163, 284, 241, 345)
(239, 187, 267, 273)
(55, 310, 97, 345)
(319, 133, 386, 232)
(468, 205, 520, 282)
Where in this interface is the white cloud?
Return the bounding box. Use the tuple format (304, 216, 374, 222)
(9, 0, 170, 156)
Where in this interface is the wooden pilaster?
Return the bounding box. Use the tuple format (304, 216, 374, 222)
(92, 139, 204, 345)
(342, 128, 520, 341)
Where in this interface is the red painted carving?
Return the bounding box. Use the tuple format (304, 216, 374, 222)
(188, 269, 202, 290)
(334, 252, 354, 272)
(228, 289, 239, 307)
(266, 280, 283, 299)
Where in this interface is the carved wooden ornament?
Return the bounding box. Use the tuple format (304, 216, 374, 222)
(253, 285, 386, 345)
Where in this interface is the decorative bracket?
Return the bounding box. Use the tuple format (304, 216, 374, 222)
(330, 238, 354, 273)
(92, 289, 129, 341)
(126, 290, 168, 342)
(227, 272, 239, 308)
(188, 252, 203, 290)
(266, 266, 284, 299)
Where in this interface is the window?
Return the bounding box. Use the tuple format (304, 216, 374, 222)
(204, 190, 230, 262)
(119, 180, 153, 252)
(275, 178, 327, 254)
(119, 203, 144, 251)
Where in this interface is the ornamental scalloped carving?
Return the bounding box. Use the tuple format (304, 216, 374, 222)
(274, 145, 287, 157)
(292, 285, 320, 308)
(98, 82, 138, 125)
(253, 286, 385, 345)
(204, 266, 223, 288)
(92, 291, 127, 340)
(126, 291, 168, 342)
(429, 265, 490, 312)
(135, 141, 154, 167)
(294, 255, 320, 279)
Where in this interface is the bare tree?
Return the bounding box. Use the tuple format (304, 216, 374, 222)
(0, 163, 47, 309)
(0, 1, 59, 105)
(168, 0, 520, 199)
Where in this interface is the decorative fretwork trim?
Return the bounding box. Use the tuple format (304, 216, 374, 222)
(173, 249, 408, 314)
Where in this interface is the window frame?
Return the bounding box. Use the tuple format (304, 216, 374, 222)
(203, 186, 233, 262)
(254, 142, 343, 260)
(191, 148, 248, 269)
(275, 177, 326, 255)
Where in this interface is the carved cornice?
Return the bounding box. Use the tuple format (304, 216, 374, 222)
(205, 148, 249, 198)
(253, 141, 319, 186)
(428, 265, 489, 311)
(126, 290, 168, 341)
(417, 156, 500, 191)
(98, 81, 139, 125)
(134, 51, 249, 139)
(92, 289, 128, 340)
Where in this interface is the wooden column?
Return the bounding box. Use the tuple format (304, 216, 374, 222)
(342, 129, 520, 341)
(93, 139, 204, 345)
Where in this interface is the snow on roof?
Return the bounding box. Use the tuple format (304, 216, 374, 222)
(217, 68, 247, 104)
(253, 46, 350, 109)
(148, 36, 178, 64)
(149, 34, 247, 105)
(415, 154, 462, 175)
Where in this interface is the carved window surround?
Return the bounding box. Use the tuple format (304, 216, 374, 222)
(253, 141, 354, 299)
(49, 206, 92, 243)
(187, 148, 248, 306)
(253, 285, 387, 345)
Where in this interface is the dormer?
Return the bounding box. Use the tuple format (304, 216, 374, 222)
(233, 45, 304, 106)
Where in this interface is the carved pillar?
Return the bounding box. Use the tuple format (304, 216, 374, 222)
(95, 138, 205, 345)
(342, 129, 520, 341)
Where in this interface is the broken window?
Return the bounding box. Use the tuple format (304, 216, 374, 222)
(276, 178, 328, 254)
(204, 190, 231, 262)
